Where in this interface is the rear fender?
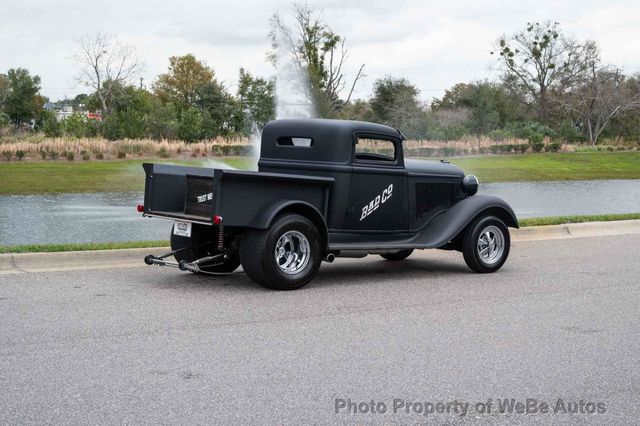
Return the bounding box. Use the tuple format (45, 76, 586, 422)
(248, 200, 329, 252)
(417, 195, 518, 248)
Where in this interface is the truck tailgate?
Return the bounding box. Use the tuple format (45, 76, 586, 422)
(143, 163, 217, 224)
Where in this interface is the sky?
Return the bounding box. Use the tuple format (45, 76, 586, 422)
(1, 0, 639, 103)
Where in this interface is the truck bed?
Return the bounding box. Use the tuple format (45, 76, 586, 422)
(142, 163, 334, 227)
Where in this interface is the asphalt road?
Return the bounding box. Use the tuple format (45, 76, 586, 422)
(1, 234, 639, 425)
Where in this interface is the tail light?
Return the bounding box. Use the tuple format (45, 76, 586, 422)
(136, 204, 145, 213)
(213, 215, 223, 225)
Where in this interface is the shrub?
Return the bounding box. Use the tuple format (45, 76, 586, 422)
(117, 151, 126, 159)
(547, 141, 562, 152)
(63, 114, 88, 138)
(82, 153, 91, 161)
(2, 151, 12, 161)
(42, 111, 62, 138)
(508, 121, 555, 145)
(66, 152, 75, 161)
(95, 153, 104, 160)
(15, 150, 25, 160)
(101, 114, 124, 141)
(157, 147, 170, 158)
(487, 128, 516, 141)
(531, 142, 545, 153)
(557, 120, 583, 143)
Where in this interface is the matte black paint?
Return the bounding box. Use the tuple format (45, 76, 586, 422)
(142, 119, 518, 253)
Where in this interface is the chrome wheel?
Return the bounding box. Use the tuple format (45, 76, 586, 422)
(274, 231, 310, 274)
(476, 225, 505, 265)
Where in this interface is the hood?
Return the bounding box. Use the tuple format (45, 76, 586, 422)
(404, 159, 465, 177)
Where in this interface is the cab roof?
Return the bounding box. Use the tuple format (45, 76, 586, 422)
(260, 119, 403, 164)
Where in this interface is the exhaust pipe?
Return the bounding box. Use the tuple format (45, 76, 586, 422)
(324, 253, 336, 263)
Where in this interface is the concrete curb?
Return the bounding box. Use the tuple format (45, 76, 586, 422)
(1, 220, 639, 274)
(512, 219, 640, 242)
(0, 247, 167, 275)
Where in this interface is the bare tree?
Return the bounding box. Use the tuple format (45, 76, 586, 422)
(292, 4, 365, 110)
(561, 66, 640, 144)
(492, 21, 599, 120)
(74, 32, 141, 115)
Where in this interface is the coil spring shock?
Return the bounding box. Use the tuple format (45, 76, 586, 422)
(217, 224, 224, 251)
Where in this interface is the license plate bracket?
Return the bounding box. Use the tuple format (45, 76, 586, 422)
(173, 220, 192, 238)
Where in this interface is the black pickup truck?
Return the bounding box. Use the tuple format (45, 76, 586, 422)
(141, 119, 518, 290)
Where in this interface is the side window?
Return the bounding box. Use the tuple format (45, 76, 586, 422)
(277, 137, 313, 147)
(354, 137, 396, 162)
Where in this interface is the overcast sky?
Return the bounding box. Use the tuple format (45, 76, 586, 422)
(1, 0, 639, 102)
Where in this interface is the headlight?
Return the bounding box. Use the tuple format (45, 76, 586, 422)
(462, 175, 479, 196)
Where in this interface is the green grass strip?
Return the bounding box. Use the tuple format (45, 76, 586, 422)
(0, 240, 168, 254)
(518, 213, 640, 227)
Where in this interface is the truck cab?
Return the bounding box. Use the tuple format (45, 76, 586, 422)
(141, 119, 518, 290)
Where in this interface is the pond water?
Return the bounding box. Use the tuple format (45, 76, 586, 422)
(1, 179, 639, 246)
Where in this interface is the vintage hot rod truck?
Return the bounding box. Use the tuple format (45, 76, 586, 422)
(141, 119, 518, 290)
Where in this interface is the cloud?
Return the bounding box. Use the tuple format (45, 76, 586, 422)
(1, 0, 638, 101)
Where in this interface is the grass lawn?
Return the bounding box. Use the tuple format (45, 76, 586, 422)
(0, 157, 253, 195)
(444, 151, 640, 182)
(0, 152, 638, 195)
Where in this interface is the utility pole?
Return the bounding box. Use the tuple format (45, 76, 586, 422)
(139, 77, 144, 90)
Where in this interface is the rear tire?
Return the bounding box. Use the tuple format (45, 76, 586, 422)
(462, 216, 510, 273)
(240, 214, 322, 290)
(170, 224, 241, 274)
(380, 249, 414, 261)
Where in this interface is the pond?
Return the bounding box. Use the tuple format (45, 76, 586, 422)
(1, 179, 639, 246)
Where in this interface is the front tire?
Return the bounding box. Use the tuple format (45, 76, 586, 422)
(462, 216, 510, 273)
(240, 214, 322, 290)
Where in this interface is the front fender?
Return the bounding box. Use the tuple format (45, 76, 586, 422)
(414, 194, 518, 248)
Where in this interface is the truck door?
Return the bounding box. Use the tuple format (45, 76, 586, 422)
(346, 134, 408, 232)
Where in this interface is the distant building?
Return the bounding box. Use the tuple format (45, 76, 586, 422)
(56, 105, 74, 121)
(54, 105, 102, 122)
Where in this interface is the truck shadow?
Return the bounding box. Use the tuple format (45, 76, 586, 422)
(311, 257, 470, 288)
(151, 256, 470, 292)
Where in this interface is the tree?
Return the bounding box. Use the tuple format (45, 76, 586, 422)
(370, 76, 424, 137)
(0, 74, 9, 110)
(432, 81, 525, 134)
(271, 4, 365, 116)
(492, 21, 598, 120)
(75, 32, 141, 116)
(147, 101, 179, 140)
(237, 68, 275, 131)
(197, 81, 240, 137)
(0, 112, 11, 131)
(154, 54, 215, 108)
(4, 68, 44, 126)
(561, 67, 640, 144)
(177, 107, 203, 142)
